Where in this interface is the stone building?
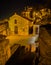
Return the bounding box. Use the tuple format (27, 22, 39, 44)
(8, 13, 39, 36)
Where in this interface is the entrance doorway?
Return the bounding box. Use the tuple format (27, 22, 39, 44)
(14, 26, 18, 34)
(29, 26, 33, 34)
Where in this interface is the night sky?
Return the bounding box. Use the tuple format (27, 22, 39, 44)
(0, 0, 51, 20)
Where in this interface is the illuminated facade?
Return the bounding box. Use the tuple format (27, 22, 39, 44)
(8, 13, 39, 36)
(21, 7, 33, 19)
(8, 13, 29, 35)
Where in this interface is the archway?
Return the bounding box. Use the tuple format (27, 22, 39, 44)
(29, 26, 33, 34)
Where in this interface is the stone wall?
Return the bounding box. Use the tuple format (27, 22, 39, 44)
(39, 26, 51, 65)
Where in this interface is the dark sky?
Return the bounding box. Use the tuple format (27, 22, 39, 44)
(0, 0, 51, 20)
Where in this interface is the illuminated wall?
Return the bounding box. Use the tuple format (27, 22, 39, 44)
(8, 13, 29, 35)
(0, 39, 11, 65)
(8, 13, 39, 36)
